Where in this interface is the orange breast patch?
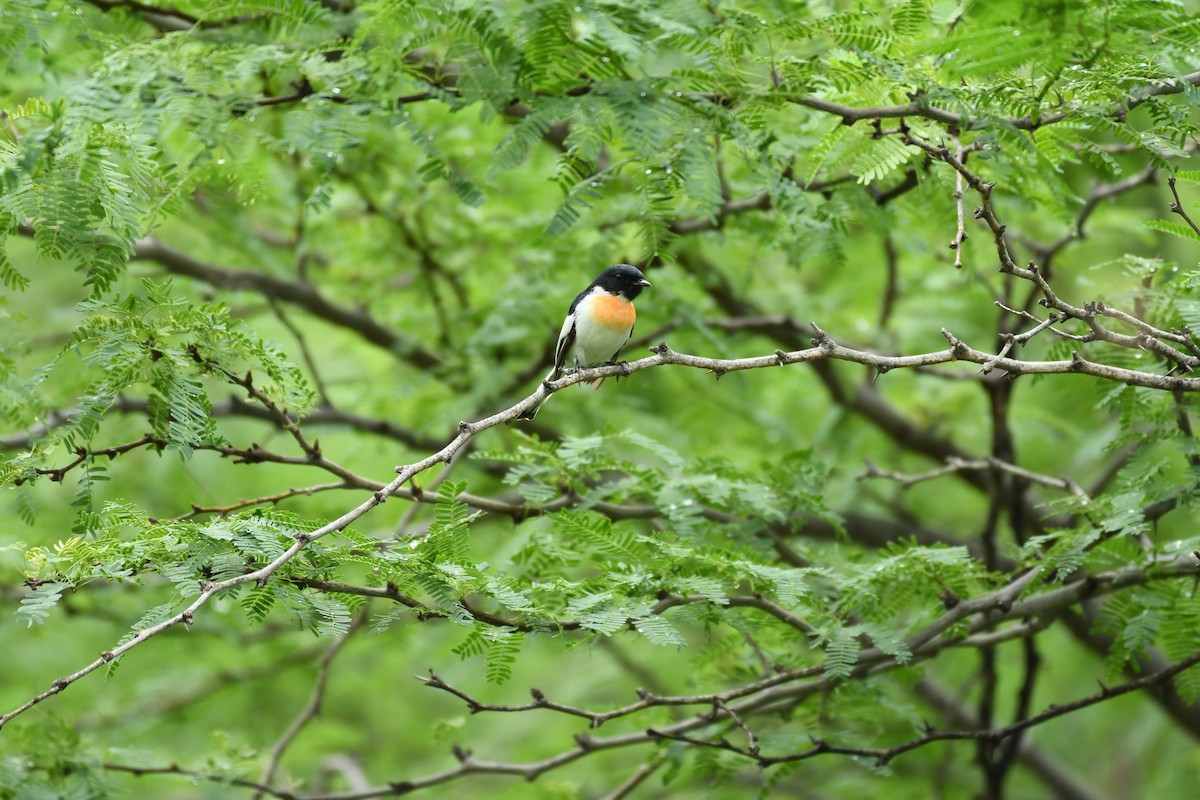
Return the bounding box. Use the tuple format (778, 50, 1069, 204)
(590, 294, 637, 330)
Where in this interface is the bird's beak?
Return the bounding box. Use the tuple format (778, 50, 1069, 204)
(637, 279, 651, 287)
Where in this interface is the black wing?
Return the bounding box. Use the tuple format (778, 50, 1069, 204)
(551, 318, 577, 380)
(611, 323, 633, 364)
(550, 285, 594, 379)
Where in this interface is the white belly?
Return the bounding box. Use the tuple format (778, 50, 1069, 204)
(569, 295, 633, 367)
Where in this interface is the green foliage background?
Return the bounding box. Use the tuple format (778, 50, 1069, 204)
(2, 0, 1200, 797)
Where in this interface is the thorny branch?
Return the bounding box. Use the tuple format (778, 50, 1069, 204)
(861, 456, 1087, 498)
(647, 648, 1200, 770)
(7, 46, 1200, 798)
(254, 611, 367, 798)
(97, 562, 1198, 799)
(901, 133, 1200, 375)
(7, 323, 1200, 730)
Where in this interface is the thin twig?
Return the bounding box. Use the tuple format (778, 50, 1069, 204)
(598, 752, 669, 800)
(1168, 176, 1200, 237)
(255, 611, 368, 797)
(862, 456, 1087, 498)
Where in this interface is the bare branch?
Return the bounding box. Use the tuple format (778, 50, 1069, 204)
(598, 753, 669, 800)
(9, 324, 1200, 728)
(171, 482, 354, 520)
(1168, 176, 1200, 237)
(0, 396, 444, 453)
(950, 137, 968, 268)
(861, 456, 1087, 498)
(915, 677, 1109, 800)
(78, 0, 266, 32)
(255, 611, 367, 796)
(902, 133, 1200, 373)
(786, 70, 1200, 131)
(89, 559, 1198, 798)
(131, 237, 442, 370)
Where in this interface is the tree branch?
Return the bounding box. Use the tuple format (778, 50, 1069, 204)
(8, 324, 1200, 729)
(131, 237, 442, 370)
(255, 611, 366, 797)
(785, 70, 1200, 131)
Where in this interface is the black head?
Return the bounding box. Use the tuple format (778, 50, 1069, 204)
(593, 264, 651, 300)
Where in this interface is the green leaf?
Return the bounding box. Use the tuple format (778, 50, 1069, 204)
(1143, 219, 1200, 243)
(15, 582, 68, 627)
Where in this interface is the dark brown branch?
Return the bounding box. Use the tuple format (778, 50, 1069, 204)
(1061, 608, 1200, 739)
(903, 134, 1200, 374)
(91, 560, 1199, 799)
(173, 482, 353, 520)
(1, 395, 445, 454)
(1031, 166, 1160, 265)
(102, 763, 291, 798)
(786, 70, 1200, 131)
(416, 562, 1196, 729)
(255, 612, 366, 796)
(131, 237, 442, 370)
(78, 0, 258, 32)
(9, 329, 1200, 729)
(80, 644, 327, 730)
(78, 0, 199, 32)
(916, 677, 1108, 800)
(749, 649, 1200, 768)
(668, 192, 772, 234)
(861, 456, 1086, 497)
(1168, 176, 1200, 237)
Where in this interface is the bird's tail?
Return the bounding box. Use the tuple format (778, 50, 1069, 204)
(517, 367, 557, 421)
(517, 368, 605, 420)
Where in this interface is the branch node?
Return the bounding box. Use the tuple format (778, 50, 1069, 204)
(774, 349, 790, 366)
(458, 421, 476, 435)
(373, 490, 388, 505)
(650, 341, 673, 356)
(942, 329, 968, 358)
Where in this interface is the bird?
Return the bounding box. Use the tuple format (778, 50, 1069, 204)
(517, 264, 651, 420)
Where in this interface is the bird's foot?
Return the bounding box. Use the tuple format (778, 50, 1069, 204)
(607, 359, 633, 381)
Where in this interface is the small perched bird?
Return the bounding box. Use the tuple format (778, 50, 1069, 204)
(517, 264, 651, 420)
